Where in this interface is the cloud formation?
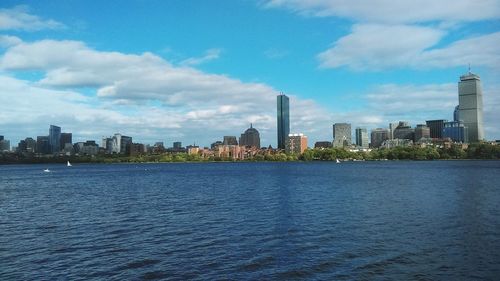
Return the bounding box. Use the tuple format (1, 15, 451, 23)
(0, 6, 65, 31)
(0, 38, 333, 145)
(180, 48, 222, 66)
(264, 0, 500, 24)
(318, 25, 500, 70)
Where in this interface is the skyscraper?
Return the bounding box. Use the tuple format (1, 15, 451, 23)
(458, 70, 484, 142)
(223, 136, 238, 145)
(277, 94, 290, 149)
(60, 133, 72, 148)
(332, 123, 351, 148)
(355, 127, 369, 148)
(49, 125, 61, 153)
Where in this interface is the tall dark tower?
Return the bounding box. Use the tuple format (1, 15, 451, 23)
(277, 94, 290, 149)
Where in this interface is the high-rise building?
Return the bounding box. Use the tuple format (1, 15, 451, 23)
(426, 119, 447, 139)
(0, 139, 10, 151)
(443, 121, 468, 143)
(277, 94, 290, 149)
(458, 70, 484, 142)
(0, 136, 3, 141)
(239, 124, 260, 148)
(453, 105, 460, 122)
(112, 134, 121, 153)
(120, 136, 132, 154)
(173, 142, 182, 149)
(389, 122, 399, 140)
(286, 133, 308, 154)
(414, 124, 431, 142)
(355, 127, 369, 148)
(25, 138, 37, 153)
(332, 123, 351, 148)
(36, 136, 50, 154)
(60, 133, 72, 148)
(393, 122, 414, 140)
(223, 136, 238, 146)
(370, 128, 389, 148)
(49, 125, 61, 153)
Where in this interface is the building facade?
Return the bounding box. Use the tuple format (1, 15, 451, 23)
(458, 71, 484, 142)
(286, 133, 308, 154)
(223, 136, 238, 146)
(414, 124, 431, 142)
(60, 133, 72, 149)
(239, 124, 260, 148)
(355, 127, 369, 148)
(393, 121, 414, 140)
(277, 94, 290, 149)
(49, 125, 61, 153)
(371, 128, 389, 148)
(333, 123, 351, 148)
(426, 119, 447, 139)
(443, 121, 468, 143)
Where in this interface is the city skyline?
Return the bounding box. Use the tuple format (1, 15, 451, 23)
(1, 1, 500, 146)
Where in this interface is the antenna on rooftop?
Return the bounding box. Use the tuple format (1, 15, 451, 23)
(468, 63, 471, 74)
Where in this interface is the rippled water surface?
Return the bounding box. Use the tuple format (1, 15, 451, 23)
(1, 161, 500, 280)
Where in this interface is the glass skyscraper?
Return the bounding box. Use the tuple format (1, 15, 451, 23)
(458, 71, 484, 142)
(277, 94, 290, 149)
(49, 125, 61, 153)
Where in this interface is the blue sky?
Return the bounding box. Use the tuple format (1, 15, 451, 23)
(1, 0, 499, 147)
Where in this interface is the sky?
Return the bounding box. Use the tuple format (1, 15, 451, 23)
(1, 0, 499, 147)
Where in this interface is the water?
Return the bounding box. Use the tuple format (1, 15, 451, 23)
(1, 161, 500, 280)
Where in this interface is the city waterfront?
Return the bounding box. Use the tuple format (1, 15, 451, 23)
(1, 161, 499, 280)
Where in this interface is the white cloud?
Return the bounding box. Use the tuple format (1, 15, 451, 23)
(263, 0, 500, 24)
(318, 24, 500, 71)
(180, 48, 222, 66)
(318, 24, 445, 70)
(0, 35, 22, 47)
(0, 6, 65, 31)
(0, 39, 337, 146)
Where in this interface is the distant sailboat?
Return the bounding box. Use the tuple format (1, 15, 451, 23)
(336, 159, 341, 164)
(67, 161, 72, 167)
(44, 168, 51, 173)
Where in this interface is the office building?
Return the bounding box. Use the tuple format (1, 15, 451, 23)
(333, 123, 351, 148)
(426, 119, 447, 139)
(414, 124, 431, 142)
(0, 135, 3, 141)
(36, 136, 50, 154)
(112, 134, 121, 153)
(389, 122, 399, 140)
(382, 139, 413, 148)
(173, 142, 182, 149)
(393, 121, 414, 140)
(458, 70, 484, 142)
(49, 125, 61, 153)
(286, 133, 308, 154)
(314, 141, 332, 149)
(371, 128, 389, 148)
(239, 124, 260, 148)
(355, 127, 369, 148)
(223, 136, 238, 146)
(277, 94, 290, 149)
(0, 139, 10, 151)
(25, 138, 37, 153)
(443, 121, 468, 143)
(60, 133, 72, 148)
(120, 136, 132, 154)
(453, 105, 460, 122)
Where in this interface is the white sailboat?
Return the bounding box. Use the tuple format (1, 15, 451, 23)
(336, 159, 341, 164)
(67, 161, 72, 167)
(44, 168, 51, 172)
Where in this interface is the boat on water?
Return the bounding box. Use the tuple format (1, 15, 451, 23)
(43, 168, 51, 173)
(67, 161, 72, 167)
(336, 159, 341, 164)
